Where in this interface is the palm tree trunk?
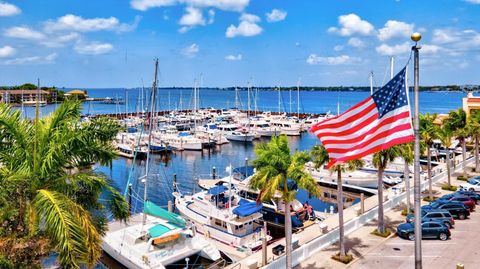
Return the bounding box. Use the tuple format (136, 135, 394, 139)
(404, 160, 411, 213)
(462, 138, 467, 177)
(337, 169, 346, 258)
(446, 152, 451, 187)
(377, 166, 385, 234)
(284, 200, 293, 269)
(427, 147, 433, 200)
(476, 136, 479, 172)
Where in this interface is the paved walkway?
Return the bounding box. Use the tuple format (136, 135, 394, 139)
(295, 158, 478, 269)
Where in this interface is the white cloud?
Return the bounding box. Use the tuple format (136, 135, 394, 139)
(207, 9, 215, 24)
(40, 32, 81, 48)
(0, 1, 20, 16)
(465, 0, 480, 3)
(130, 0, 177, 11)
(179, 6, 205, 26)
(4, 26, 46, 40)
(347, 37, 365, 48)
(333, 45, 344, 51)
(377, 20, 414, 41)
(44, 14, 140, 33)
(181, 43, 199, 57)
(422, 44, 441, 54)
(226, 13, 262, 38)
(375, 42, 410, 56)
(266, 9, 287, 23)
(225, 54, 242, 61)
(432, 28, 460, 44)
(239, 13, 260, 23)
(328, 13, 374, 36)
(306, 54, 354, 65)
(0, 45, 15, 57)
(130, 0, 249, 12)
(74, 41, 113, 55)
(2, 53, 57, 65)
(45, 53, 58, 61)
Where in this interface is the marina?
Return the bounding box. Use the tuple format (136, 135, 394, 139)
(2, 1, 480, 268)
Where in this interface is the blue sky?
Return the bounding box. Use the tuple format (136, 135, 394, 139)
(0, 0, 479, 88)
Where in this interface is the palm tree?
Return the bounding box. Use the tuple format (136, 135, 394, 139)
(468, 111, 480, 172)
(438, 125, 454, 187)
(398, 143, 414, 213)
(250, 135, 321, 269)
(444, 108, 468, 176)
(310, 145, 363, 260)
(0, 101, 129, 268)
(420, 113, 439, 200)
(373, 146, 404, 234)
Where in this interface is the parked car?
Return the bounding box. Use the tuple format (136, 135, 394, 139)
(397, 221, 450, 241)
(406, 209, 455, 229)
(460, 178, 480, 192)
(422, 200, 470, 220)
(455, 190, 480, 204)
(438, 195, 476, 211)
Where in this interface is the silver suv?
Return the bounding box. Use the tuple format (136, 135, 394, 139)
(406, 209, 455, 229)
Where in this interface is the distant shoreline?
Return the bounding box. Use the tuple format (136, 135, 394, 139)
(85, 86, 476, 92)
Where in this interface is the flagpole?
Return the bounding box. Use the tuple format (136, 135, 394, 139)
(411, 32, 422, 269)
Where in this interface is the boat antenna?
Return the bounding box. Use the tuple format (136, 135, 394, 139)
(142, 58, 159, 226)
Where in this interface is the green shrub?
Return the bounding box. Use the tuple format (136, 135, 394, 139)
(423, 196, 439, 202)
(441, 183, 457, 191)
(457, 175, 468, 181)
(401, 208, 413, 216)
(332, 253, 354, 264)
(371, 228, 392, 238)
(0, 256, 14, 269)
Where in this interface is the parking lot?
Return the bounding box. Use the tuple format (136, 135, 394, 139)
(351, 210, 480, 268)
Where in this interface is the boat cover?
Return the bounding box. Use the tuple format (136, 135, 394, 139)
(178, 132, 191, 137)
(207, 185, 228, 195)
(233, 166, 255, 180)
(233, 199, 263, 217)
(148, 224, 173, 238)
(144, 201, 186, 227)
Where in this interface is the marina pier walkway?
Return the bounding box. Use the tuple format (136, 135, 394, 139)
(227, 153, 475, 269)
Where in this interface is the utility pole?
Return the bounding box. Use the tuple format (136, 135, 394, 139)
(411, 32, 422, 269)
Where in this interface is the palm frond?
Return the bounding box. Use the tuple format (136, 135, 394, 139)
(32, 189, 89, 268)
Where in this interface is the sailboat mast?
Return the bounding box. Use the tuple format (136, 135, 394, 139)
(297, 79, 300, 118)
(247, 82, 251, 118)
(369, 72, 374, 95)
(143, 59, 159, 225)
(289, 88, 292, 114)
(277, 87, 281, 114)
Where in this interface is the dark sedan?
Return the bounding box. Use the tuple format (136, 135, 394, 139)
(422, 200, 470, 220)
(455, 191, 480, 205)
(397, 221, 450, 241)
(438, 195, 476, 211)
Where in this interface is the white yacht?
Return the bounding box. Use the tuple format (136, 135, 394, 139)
(218, 124, 255, 142)
(103, 203, 221, 269)
(173, 186, 269, 252)
(245, 121, 276, 137)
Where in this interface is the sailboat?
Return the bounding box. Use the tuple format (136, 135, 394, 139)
(102, 59, 221, 269)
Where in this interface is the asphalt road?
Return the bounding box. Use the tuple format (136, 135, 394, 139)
(351, 210, 480, 268)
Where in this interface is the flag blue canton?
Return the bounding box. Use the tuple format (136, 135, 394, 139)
(372, 67, 408, 118)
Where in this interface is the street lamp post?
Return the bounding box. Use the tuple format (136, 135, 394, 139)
(411, 32, 422, 269)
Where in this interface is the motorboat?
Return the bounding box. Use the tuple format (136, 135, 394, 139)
(103, 202, 221, 269)
(173, 186, 269, 253)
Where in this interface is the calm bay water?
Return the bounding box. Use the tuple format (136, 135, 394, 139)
(20, 89, 468, 212)
(21, 88, 465, 118)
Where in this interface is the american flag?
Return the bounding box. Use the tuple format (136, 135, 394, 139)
(310, 67, 414, 168)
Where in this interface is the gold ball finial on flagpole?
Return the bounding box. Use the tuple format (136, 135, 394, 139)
(411, 32, 422, 42)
